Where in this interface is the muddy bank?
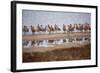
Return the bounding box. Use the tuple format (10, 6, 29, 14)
(23, 44, 91, 63)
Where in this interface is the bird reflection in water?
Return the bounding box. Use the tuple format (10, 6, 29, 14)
(23, 36, 90, 48)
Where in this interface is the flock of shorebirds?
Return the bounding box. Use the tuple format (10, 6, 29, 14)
(23, 23, 91, 35)
(23, 23, 91, 48)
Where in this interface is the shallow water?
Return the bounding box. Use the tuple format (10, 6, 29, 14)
(23, 36, 90, 48)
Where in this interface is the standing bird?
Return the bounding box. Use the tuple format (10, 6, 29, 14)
(63, 24, 66, 33)
(23, 26, 29, 35)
